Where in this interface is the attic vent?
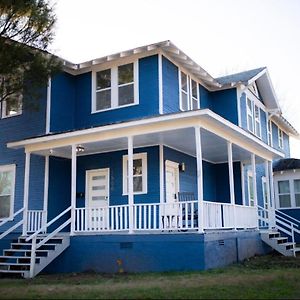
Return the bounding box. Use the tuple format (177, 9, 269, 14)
(218, 240, 225, 246)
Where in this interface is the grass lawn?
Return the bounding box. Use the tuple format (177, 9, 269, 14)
(0, 253, 300, 299)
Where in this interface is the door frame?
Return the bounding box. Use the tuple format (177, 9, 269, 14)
(165, 160, 179, 203)
(85, 168, 110, 208)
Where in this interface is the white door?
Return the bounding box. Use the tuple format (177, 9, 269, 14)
(86, 169, 109, 230)
(164, 161, 179, 228)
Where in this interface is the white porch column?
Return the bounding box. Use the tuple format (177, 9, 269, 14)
(70, 145, 77, 235)
(195, 126, 204, 233)
(227, 142, 236, 229)
(22, 151, 31, 236)
(264, 160, 272, 229)
(127, 136, 134, 234)
(268, 160, 276, 228)
(251, 154, 258, 207)
(43, 155, 49, 230)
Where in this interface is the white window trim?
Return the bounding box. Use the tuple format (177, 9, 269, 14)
(179, 70, 200, 112)
(246, 97, 254, 134)
(1, 97, 23, 119)
(0, 164, 16, 221)
(91, 60, 139, 114)
(267, 119, 273, 147)
(278, 128, 284, 149)
(262, 176, 268, 209)
(247, 170, 254, 207)
(123, 152, 147, 195)
(246, 97, 262, 139)
(274, 172, 300, 209)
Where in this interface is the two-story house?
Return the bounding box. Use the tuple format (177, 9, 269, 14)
(0, 41, 299, 278)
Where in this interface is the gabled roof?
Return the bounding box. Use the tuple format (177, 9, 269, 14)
(273, 158, 300, 172)
(216, 67, 266, 85)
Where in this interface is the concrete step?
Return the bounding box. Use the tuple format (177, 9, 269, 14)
(271, 237, 288, 244)
(0, 256, 40, 263)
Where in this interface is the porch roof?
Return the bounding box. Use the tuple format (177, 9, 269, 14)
(7, 109, 284, 162)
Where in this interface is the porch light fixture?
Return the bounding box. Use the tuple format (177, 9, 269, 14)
(76, 145, 85, 153)
(179, 162, 186, 172)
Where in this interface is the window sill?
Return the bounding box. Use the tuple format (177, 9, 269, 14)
(122, 191, 148, 196)
(92, 102, 139, 114)
(1, 112, 22, 120)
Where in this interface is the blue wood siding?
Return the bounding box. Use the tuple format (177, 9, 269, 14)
(0, 89, 47, 232)
(199, 86, 212, 110)
(50, 72, 76, 132)
(210, 89, 239, 125)
(162, 56, 179, 114)
(75, 146, 160, 206)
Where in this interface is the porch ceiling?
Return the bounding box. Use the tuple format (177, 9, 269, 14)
(35, 128, 262, 164)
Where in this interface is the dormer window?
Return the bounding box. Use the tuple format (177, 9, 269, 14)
(249, 82, 259, 98)
(267, 120, 273, 146)
(278, 128, 284, 149)
(179, 71, 200, 111)
(92, 61, 138, 113)
(246, 97, 261, 138)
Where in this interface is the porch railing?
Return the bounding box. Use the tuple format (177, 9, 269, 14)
(27, 210, 47, 233)
(74, 201, 258, 233)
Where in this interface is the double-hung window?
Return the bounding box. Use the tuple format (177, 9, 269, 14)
(278, 128, 284, 149)
(179, 71, 200, 111)
(93, 61, 138, 112)
(246, 98, 254, 133)
(267, 120, 273, 146)
(277, 180, 291, 208)
(0, 165, 16, 219)
(254, 105, 261, 138)
(123, 153, 147, 195)
(246, 97, 261, 138)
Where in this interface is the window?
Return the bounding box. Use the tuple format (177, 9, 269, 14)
(249, 82, 259, 98)
(267, 120, 273, 146)
(179, 71, 200, 111)
(0, 165, 16, 219)
(123, 153, 147, 194)
(294, 179, 300, 207)
(1, 93, 22, 119)
(278, 128, 284, 149)
(247, 171, 255, 207)
(246, 98, 261, 138)
(278, 180, 291, 208)
(93, 61, 138, 112)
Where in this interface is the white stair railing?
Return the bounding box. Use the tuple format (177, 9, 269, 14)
(26, 206, 72, 278)
(27, 210, 47, 233)
(0, 207, 24, 240)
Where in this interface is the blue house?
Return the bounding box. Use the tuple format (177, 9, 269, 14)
(0, 41, 299, 278)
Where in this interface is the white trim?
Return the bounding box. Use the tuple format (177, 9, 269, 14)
(241, 162, 245, 206)
(267, 119, 273, 147)
(43, 156, 49, 223)
(0, 164, 16, 221)
(227, 142, 235, 205)
(251, 154, 257, 207)
(91, 61, 139, 114)
(46, 77, 51, 134)
(247, 169, 254, 207)
(278, 127, 284, 149)
(123, 152, 148, 195)
(127, 136, 134, 234)
(70, 145, 77, 235)
(22, 152, 30, 235)
(165, 159, 180, 201)
(158, 53, 163, 114)
(159, 144, 164, 204)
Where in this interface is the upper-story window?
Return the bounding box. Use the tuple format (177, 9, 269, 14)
(92, 61, 138, 113)
(249, 82, 259, 98)
(267, 120, 273, 146)
(0, 91, 22, 119)
(246, 98, 261, 138)
(278, 128, 284, 149)
(179, 71, 200, 111)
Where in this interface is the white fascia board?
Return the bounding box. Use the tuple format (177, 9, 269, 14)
(7, 109, 284, 160)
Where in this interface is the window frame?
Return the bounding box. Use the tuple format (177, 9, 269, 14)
(122, 152, 147, 195)
(179, 71, 200, 112)
(0, 164, 16, 220)
(267, 119, 273, 147)
(278, 128, 284, 149)
(92, 60, 139, 113)
(246, 97, 262, 139)
(0, 94, 23, 119)
(247, 170, 255, 207)
(246, 97, 254, 134)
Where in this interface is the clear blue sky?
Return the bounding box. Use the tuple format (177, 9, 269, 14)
(50, 0, 300, 157)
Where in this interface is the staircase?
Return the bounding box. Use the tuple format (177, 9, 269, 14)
(0, 235, 70, 278)
(258, 206, 300, 257)
(260, 230, 300, 257)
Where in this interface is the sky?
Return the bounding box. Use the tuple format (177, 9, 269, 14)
(50, 0, 300, 157)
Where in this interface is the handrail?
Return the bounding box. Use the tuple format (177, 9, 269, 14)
(0, 207, 24, 240)
(0, 207, 24, 228)
(276, 209, 300, 226)
(26, 206, 71, 242)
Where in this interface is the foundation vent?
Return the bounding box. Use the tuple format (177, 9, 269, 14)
(218, 240, 225, 246)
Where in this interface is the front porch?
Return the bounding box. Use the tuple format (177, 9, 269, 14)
(11, 110, 282, 237)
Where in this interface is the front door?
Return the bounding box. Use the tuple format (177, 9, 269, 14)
(164, 161, 179, 227)
(86, 168, 109, 229)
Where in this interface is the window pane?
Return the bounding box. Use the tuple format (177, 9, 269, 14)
(278, 181, 290, 194)
(248, 116, 253, 132)
(191, 80, 197, 98)
(0, 171, 12, 195)
(255, 106, 259, 119)
(279, 194, 291, 208)
(181, 92, 188, 111)
(255, 121, 260, 137)
(96, 69, 111, 90)
(294, 180, 300, 193)
(0, 195, 10, 218)
(133, 177, 143, 192)
(247, 98, 252, 112)
(118, 84, 134, 106)
(5, 95, 22, 117)
(295, 194, 300, 207)
(133, 159, 143, 175)
(181, 72, 187, 92)
(96, 90, 111, 110)
(192, 99, 198, 110)
(249, 176, 254, 199)
(118, 63, 133, 85)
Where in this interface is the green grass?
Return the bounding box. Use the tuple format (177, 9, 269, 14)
(1, 253, 300, 299)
